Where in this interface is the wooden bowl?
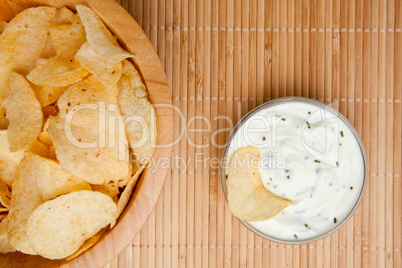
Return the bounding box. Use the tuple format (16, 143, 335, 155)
(0, 0, 172, 267)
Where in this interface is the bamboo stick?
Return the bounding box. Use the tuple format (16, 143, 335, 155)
(209, 0, 219, 266)
(264, 0, 273, 102)
(294, 0, 302, 97)
(133, 235, 141, 268)
(262, 0, 273, 264)
(385, 1, 396, 268)
(323, 2, 333, 266)
(202, 0, 211, 267)
(361, 0, 372, 266)
(369, 0, 379, 267)
(346, 1, 356, 268)
(148, 208, 156, 267)
(147, 0, 159, 266)
(143, 0, 150, 37)
(158, 0, 165, 65)
(218, 0, 228, 266)
(377, 0, 388, 267)
(140, 220, 148, 267)
(187, 0, 196, 266)
(279, 0, 287, 98)
(287, 0, 295, 97)
(150, 0, 158, 49)
(223, 1, 232, 267)
(354, 0, 363, 266)
(194, 0, 204, 265)
(255, 0, 265, 265)
(272, 0, 279, 99)
(393, 3, 402, 268)
(338, 0, 348, 267)
(134, 0, 142, 28)
(239, 0, 250, 260)
(315, 0, 325, 266)
(231, 0, 242, 266)
(178, 0, 188, 266)
(247, 0, 257, 265)
(309, 0, 317, 100)
(155, 4, 165, 267)
(171, 0, 182, 267)
(256, 0, 265, 106)
(301, 0, 310, 98)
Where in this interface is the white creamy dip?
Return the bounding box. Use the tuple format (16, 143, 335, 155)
(226, 100, 365, 241)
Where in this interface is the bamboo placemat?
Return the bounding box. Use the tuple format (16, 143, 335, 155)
(106, 0, 401, 267)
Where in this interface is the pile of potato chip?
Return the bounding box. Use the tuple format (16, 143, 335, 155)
(0, 5, 156, 260)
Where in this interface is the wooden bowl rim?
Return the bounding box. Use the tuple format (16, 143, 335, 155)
(0, 1, 172, 267)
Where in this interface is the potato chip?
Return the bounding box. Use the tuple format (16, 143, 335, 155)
(0, 213, 6, 221)
(76, 5, 133, 63)
(75, 42, 123, 88)
(0, 7, 57, 94)
(0, 106, 8, 130)
(110, 166, 145, 228)
(0, 130, 24, 187)
(32, 83, 67, 107)
(48, 76, 131, 186)
(0, 21, 8, 35)
(7, 152, 91, 254)
(27, 190, 117, 259)
(227, 147, 290, 222)
(65, 228, 106, 261)
(1, 72, 43, 151)
(0, 179, 11, 208)
(0, 216, 16, 253)
(27, 139, 50, 159)
(26, 57, 89, 87)
(50, 15, 86, 59)
(52, 7, 75, 25)
(118, 60, 156, 173)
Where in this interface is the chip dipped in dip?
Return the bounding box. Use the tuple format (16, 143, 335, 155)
(222, 97, 367, 243)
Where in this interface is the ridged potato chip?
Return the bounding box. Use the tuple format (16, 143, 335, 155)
(27, 190, 117, 259)
(7, 152, 91, 254)
(48, 76, 131, 186)
(1, 72, 43, 152)
(227, 147, 290, 222)
(75, 42, 123, 88)
(0, 216, 16, 253)
(0, 7, 57, 95)
(118, 60, 156, 173)
(0, 130, 24, 187)
(76, 5, 133, 63)
(26, 56, 89, 87)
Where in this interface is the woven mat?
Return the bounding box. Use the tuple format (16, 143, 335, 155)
(105, 0, 401, 267)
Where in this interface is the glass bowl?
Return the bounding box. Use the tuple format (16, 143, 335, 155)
(220, 97, 368, 244)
